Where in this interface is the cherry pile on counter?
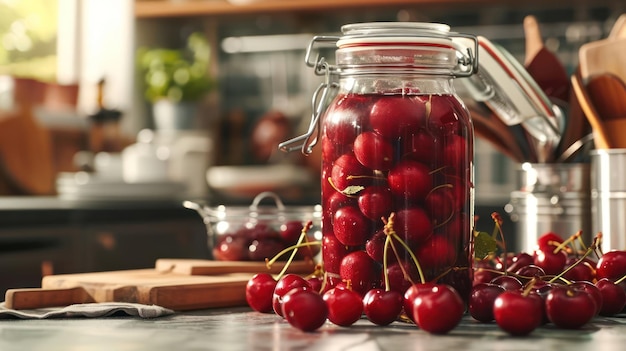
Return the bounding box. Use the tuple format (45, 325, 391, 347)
(245, 226, 626, 335)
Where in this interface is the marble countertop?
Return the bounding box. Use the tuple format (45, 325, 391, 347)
(1, 307, 625, 351)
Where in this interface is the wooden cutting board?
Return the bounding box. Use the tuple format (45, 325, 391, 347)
(4, 259, 316, 310)
(4, 269, 253, 311)
(154, 258, 316, 275)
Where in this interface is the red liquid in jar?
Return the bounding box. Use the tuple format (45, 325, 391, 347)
(321, 92, 473, 298)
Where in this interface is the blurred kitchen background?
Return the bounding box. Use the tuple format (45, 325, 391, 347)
(0, 0, 623, 295)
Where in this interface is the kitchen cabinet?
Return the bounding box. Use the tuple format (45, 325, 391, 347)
(0, 198, 209, 298)
(82, 219, 208, 272)
(0, 226, 82, 295)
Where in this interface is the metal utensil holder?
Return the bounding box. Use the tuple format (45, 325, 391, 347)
(505, 162, 591, 253)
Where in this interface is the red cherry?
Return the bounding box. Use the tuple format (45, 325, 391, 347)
(365, 229, 388, 264)
(247, 238, 286, 261)
(596, 250, 626, 281)
(386, 260, 419, 294)
(272, 274, 311, 317)
(281, 287, 328, 332)
(357, 185, 393, 221)
(570, 280, 603, 316)
(401, 130, 437, 164)
(369, 95, 426, 139)
(545, 285, 596, 329)
(279, 221, 304, 245)
(322, 234, 352, 274)
(469, 282, 505, 322)
(333, 205, 372, 246)
(473, 265, 501, 286)
(339, 251, 381, 296)
(442, 134, 467, 171)
(596, 278, 626, 316)
(306, 276, 324, 294)
(245, 273, 277, 313)
(414, 234, 457, 271)
(324, 94, 369, 146)
(353, 131, 394, 171)
(363, 288, 404, 326)
(490, 275, 523, 291)
(425, 185, 456, 226)
(387, 160, 432, 201)
(213, 236, 248, 261)
(444, 175, 469, 210)
(514, 264, 546, 284)
(394, 207, 433, 246)
(533, 245, 567, 276)
(563, 257, 596, 283)
(505, 252, 534, 273)
(323, 287, 364, 327)
(403, 282, 438, 323)
(321, 134, 342, 163)
(325, 191, 357, 225)
(330, 153, 373, 191)
(493, 290, 544, 336)
(426, 94, 464, 129)
(536, 231, 564, 249)
(412, 284, 465, 334)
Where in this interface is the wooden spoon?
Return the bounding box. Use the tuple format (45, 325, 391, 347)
(579, 37, 626, 84)
(586, 73, 626, 148)
(523, 15, 570, 103)
(571, 72, 611, 149)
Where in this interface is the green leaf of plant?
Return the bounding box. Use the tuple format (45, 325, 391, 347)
(474, 230, 497, 260)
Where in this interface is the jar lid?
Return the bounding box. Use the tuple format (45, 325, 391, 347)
(337, 22, 456, 48)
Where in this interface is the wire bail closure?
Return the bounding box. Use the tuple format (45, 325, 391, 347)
(278, 36, 340, 155)
(278, 30, 479, 155)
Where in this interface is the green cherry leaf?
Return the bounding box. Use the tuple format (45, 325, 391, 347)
(474, 230, 497, 260)
(341, 185, 365, 195)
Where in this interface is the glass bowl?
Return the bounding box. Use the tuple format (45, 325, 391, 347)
(185, 191, 322, 262)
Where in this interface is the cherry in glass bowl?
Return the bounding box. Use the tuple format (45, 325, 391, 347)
(185, 191, 322, 262)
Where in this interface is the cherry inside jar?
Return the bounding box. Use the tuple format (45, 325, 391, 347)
(282, 22, 478, 301)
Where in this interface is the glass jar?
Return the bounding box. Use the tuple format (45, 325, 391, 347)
(281, 23, 478, 300)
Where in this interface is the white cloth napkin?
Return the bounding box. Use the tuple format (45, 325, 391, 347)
(0, 302, 175, 319)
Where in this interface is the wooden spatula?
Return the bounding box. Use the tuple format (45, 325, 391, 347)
(571, 72, 611, 149)
(524, 15, 570, 103)
(586, 73, 626, 148)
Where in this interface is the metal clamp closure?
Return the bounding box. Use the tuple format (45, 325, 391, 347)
(279, 36, 339, 155)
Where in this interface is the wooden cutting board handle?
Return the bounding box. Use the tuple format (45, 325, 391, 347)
(4, 287, 94, 310)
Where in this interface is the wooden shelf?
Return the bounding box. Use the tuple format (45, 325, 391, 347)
(134, 0, 493, 18)
(135, 0, 606, 19)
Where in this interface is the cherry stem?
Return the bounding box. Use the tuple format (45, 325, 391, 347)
(382, 213, 425, 284)
(521, 277, 538, 297)
(548, 234, 601, 284)
(615, 273, 626, 285)
(267, 221, 314, 280)
(382, 235, 392, 291)
(491, 212, 507, 273)
(387, 238, 415, 285)
(552, 230, 581, 255)
(595, 232, 604, 258)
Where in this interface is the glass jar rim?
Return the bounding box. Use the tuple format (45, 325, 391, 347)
(340, 22, 451, 37)
(337, 22, 461, 51)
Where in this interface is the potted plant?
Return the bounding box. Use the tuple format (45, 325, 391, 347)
(137, 32, 215, 130)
